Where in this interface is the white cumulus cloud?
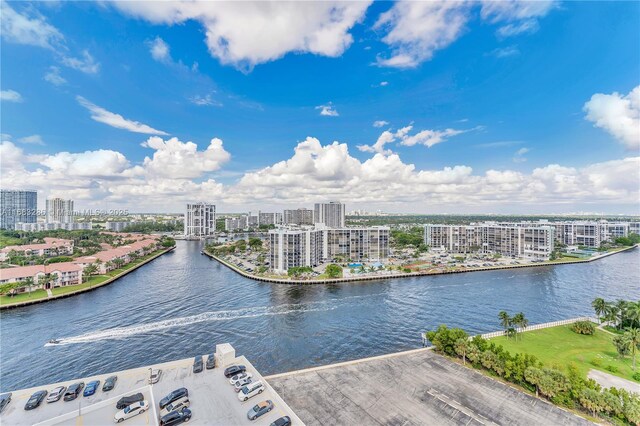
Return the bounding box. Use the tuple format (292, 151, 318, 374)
(76, 96, 169, 135)
(44, 66, 66, 86)
(373, 120, 389, 128)
(316, 103, 339, 117)
(148, 36, 170, 62)
(113, 1, 371, 71)
(0, 1, 63, 49)
(0, 89, 23, 102)
(61, 50, 100, 74)
(359, 125, 468, 153)
(584, 85, 640, 150)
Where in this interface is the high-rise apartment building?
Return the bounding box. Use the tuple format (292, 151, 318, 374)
(268, 225, 390, 273)
(314, 201, 345, 228)
(46, 198, 74, 223)
(184, 203, 216, 237)
(424, 223, 555, 260)
(284, 208, 314, 225)
(258, 212, 283, 226)
(0, 189, 37, 230)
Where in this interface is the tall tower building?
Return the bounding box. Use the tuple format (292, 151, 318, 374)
(46, 198, 74, 223)
(314, 201, 345, 228)
(184, 203, 216, 237)
(0, 189, 37, 230)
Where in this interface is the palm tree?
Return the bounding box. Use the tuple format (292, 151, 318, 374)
(498, 311, 511, 336)
(625, 327, 640, 371)
(604, 304, 619, 328)
(591, 298, 607, 324)
(512, 312, 528, 341)
(626, 302, 640, 329)
(615, 300, 628, 329)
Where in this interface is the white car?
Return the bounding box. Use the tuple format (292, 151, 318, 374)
(159, 396, 190, 417)
(114, 400, 149, 423)
(149, 369, 162, 384)
(237, 381, 264, 402)
(234, 377, 253, 393)
(46, 386, 66, 403)
(230, 372, 253, 385)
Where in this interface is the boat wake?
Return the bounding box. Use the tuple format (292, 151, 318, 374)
(44, 300, 345, 346)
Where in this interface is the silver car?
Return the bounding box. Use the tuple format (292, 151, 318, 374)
(247, 400, 274, 420)
(46, 386, 66, 403)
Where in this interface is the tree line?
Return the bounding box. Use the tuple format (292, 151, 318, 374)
(425, 324, 640, 424)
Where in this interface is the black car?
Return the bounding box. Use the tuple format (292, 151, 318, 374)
(116, 393, 144, 410)
(63, 383, 84, 401)
(193, 356, 203, 374)
(159, 407, 192, 426)
(159, 388, 189, 410)
(25, 390, 47, 410)
(102, 376, 118, 392)
(205, 354, 215, 369)
(270, 416, 291, 426)
(0, 393, 11, 414)
(223, 365, 246, 378)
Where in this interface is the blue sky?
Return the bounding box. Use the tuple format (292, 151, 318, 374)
(1, 1, 639, 214)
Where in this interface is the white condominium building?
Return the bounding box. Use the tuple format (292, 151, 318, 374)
(268, 225, 390, 273)
(224, 215, 248, 231)
(184, 203, 216, 237)
(323, 227, 390, 263)
(258, 212, 283, 226)
(314, 201, 345, 228)
(284, 208, 314, 226)
(269, 227, 324, 274)
(424, 223, 554, 260)
(46, 198, 74, 223)
(15, 222, 92, 232)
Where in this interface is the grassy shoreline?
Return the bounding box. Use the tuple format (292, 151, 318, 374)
(0, 247, 174, 308)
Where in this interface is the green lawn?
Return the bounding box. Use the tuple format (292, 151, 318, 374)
(0, 289, 48, 305)
(491, 324, 636, 381)
(0, 249, 168, 306)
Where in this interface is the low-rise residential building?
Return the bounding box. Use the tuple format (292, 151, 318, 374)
(284, 208, 314, 225)
(73, 238, 159, 274)
(424, 223, 554, 260)
(268, 225, 390, 273)
(0, 238, 74, 261)
(0, 263, 83, 289)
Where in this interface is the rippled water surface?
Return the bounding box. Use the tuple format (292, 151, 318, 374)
(2, 241, 638, 391)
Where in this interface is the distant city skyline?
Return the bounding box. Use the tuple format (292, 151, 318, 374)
(1, 1, 639, 214)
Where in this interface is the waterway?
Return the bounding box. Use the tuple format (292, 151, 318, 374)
(1, 241, 638, 391)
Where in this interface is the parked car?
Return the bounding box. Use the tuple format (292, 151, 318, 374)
(103, 376, 118, 392)
(159, 396, 190, 417)
(247, 400, 274, 420)
(270, 416, 292, 426)
(116, 393, 144, 410)
(229, 372, 252, 385)
(24, 390, 47, 410)
(224, 365, 246, 378)
(192, 356, 203, 373)
(63, 383, 84, 401)
(0, 393, 11, 414)
(234, 377, 253, 393)
(205, 354, 216, 369)
(114, 400, 149, 423)
(83, 380, 100, 397)
(46, 386, 66, 403)
(237, 381, 264, 402)
(149, 369, 162, 384)
(159, 407, 192, 426)
(159, 388, 189, 410)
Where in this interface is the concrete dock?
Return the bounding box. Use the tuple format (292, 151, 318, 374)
(1, 345, 303, 426)
(266, 349, 591, 426)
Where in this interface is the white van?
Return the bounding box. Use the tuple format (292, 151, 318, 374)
(237, 381, 264, 402)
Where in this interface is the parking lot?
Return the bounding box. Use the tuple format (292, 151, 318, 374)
(1, 349, 303, 426)
(267, 349, 591, 426)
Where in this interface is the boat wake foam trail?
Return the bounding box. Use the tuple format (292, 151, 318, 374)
(45, 299, 350, 346)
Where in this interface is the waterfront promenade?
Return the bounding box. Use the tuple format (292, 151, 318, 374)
(204, 245, 637, 285)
